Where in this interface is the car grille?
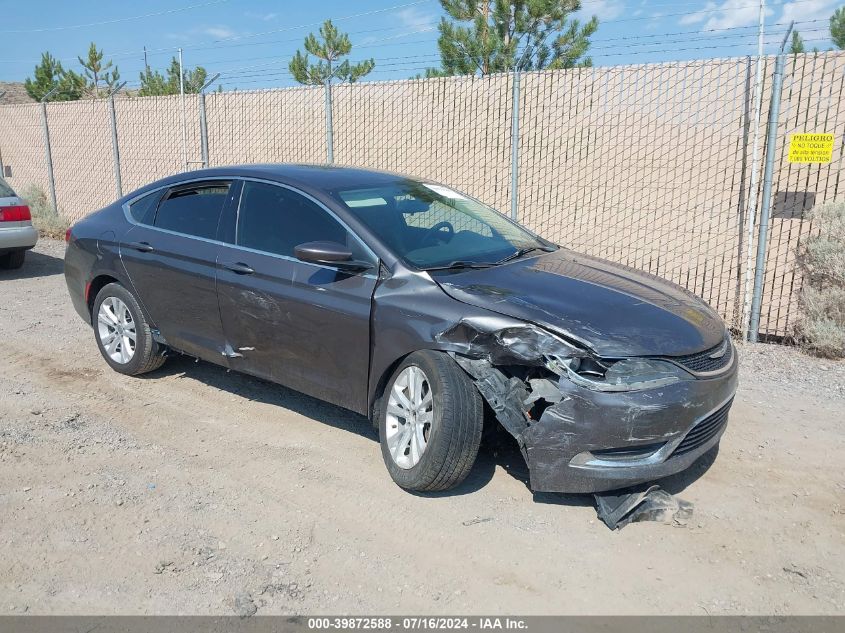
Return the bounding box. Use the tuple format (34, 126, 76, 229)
(669, 336, 733, 373)
(672, 398, 733, 457)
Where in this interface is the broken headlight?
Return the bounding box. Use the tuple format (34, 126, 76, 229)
(564, 357, 693, 392)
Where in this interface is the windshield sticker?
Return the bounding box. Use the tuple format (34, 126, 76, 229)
(343, 197, 388, 208)
(422, 184, 468, 200)
(338, 189, 389, 207)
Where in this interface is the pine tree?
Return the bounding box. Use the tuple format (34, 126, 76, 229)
(138, 57, 209, 96)
(289, 19, 375, 85)
(789, 31, 805, 54)
(832, 6, 845, 50)
(24, 52, 84, 101)
(426, 0, 598, 77)
(78, 42, 120, 98)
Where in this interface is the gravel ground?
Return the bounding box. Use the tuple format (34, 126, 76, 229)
(0, 239, 843, 615)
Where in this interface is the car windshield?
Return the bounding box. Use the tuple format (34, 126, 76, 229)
(330, 180, 553, 269)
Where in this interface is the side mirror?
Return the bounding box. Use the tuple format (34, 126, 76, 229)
(294, 241, 372, 271)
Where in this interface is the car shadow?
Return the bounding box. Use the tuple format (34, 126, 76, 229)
(142, 355, 720, 502)
(143, 355, 512, 495)
(0, 250, 64, 280)
(147, 354, 378, 441)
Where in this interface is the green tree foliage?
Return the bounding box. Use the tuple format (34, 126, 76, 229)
(426, 0, 598, 77)
(289, 19, 375, 85)
(832, 6, 845, 50)
(78, 42, 121, 97)
(138, 57, 209, 96)
(798, 201, 845, 358)
(789, 31, 805, 54)
(24, 52, 85, 101)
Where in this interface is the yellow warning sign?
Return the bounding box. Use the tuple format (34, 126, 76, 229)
(788, 133, 835, 163)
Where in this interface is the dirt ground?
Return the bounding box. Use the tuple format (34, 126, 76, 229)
(1, 239, 844, 616)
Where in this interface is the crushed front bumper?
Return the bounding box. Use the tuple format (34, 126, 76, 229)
(523, 362, 738, 493)
(456, 344, 738, 494)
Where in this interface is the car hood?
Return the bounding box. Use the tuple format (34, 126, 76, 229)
(432, 248, 726, 358)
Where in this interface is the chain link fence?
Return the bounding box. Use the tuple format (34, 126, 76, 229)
(1, 52, 843, 340)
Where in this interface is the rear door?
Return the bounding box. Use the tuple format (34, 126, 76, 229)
(215, 179, 379, 413)
(119, 179, 237, 362)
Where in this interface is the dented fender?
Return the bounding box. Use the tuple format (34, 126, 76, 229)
(367, 266, 534, 416)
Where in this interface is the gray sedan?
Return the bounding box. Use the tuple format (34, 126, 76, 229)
(64, 165, 737, 494)
(0, 178, 38, 269)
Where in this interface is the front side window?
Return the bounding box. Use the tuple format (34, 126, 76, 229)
(154, 182, 230, 240)
(331, 181, 551, 269)
(236, 181, 371, 262)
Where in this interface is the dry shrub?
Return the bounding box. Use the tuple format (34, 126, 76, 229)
(797, 200, 845, 358)
(18, 184, 71, 239)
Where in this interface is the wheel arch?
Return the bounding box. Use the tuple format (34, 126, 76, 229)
(369, 351, 414, 424)
(86, 268, 158, 331)
(86, 274, 122, 317)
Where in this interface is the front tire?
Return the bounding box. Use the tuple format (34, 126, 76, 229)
(377, 350, 483, 492)
(92, 282, 165, 376)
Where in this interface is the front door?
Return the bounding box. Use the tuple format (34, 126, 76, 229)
(119, 180, 235, 361)
(215, 179, 378, 413)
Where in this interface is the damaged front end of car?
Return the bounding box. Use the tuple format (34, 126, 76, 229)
(436, 319, 739, 494)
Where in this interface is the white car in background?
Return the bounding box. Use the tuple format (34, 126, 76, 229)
(0, 177, 37, 269)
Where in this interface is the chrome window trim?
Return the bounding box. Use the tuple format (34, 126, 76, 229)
(121, 177, 234, 247)
(120, 175, 380, 279)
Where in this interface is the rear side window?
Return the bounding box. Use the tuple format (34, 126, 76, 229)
(127, 191, 161, 225)
(236, 181, 370, 262)
(154, 182, 230, 240)
(0, 178, 15, 198)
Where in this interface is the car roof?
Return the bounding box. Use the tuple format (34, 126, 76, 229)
(160, 164, 417, 193)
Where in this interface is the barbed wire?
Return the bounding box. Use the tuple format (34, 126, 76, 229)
(202, 30, 831, 87)
(206, 43, 838, 89)
(3, 2, 839, 93)
(106, 18, 833, 85)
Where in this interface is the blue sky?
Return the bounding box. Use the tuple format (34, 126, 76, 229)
(0, 0, 840, 90)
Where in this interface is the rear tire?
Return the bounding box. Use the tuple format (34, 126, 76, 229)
(92, 282, 165, 376)
(0, 250, 25, 269)
(377, 350, 483, 492)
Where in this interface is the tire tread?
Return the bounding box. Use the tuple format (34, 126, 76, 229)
(93, 283, 165, 376)
(378, 350, 483, 492)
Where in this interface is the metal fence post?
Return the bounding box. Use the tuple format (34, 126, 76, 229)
(178, 47, 189, 171)
(108, 94, 123, 198)
(39, 89, 59, 214)
(199, 92, 209, 168)
(324, 80, 334, 165)
(740, 0, 768, 341)
(198, 73, 219, 169)
(510, 70, 520, 221)
(748, 24, 793, 341)
(0, 91, 5, 177)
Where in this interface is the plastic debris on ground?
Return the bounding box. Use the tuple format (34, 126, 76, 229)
(594, 484, 693, 530)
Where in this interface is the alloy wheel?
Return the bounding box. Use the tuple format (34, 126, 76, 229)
(97, 296, 137, 364)
(385, 366, 434, 469)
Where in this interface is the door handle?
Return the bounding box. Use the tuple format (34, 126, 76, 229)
(221, 261, 255, 275)
(126, 241, 154, 253)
